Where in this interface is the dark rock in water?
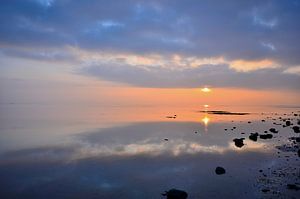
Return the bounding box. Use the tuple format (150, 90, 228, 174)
(261, 120, 265, 122)
(269, 128, 278, 133)
(286, 121, 291, 126)
(249, 133, 259, 142)
(162, 189, 188, 199)
(298, 149, 300, 157)
(164, 138, 169, 141)
(215, 166, 226, 175)
(292, 126, 300, 133)
(260, 134, 273, 139)
(287, 184, 300, 191)
(248, 121, 251, 123)
(290, 137, 300, 142)
(233, 138, 245, 148)
(261, 189, 270, 193)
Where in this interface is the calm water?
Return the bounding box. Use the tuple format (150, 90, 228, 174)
(0, 104, 299, 198)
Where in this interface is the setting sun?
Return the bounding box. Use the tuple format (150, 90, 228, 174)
(201, 87, 211, 93)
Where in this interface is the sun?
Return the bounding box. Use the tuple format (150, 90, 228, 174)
(201, 87, 211, 93)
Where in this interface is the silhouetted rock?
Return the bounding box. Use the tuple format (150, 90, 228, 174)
(298, 149, 300, 157)
(260, 134, 273, 139)
(164, 138, 169, 141)
(215, 166, 226, 175)
(233, 138, 245, 148)
(249, 133, 259, 141)
(162, 189, 188, 199)
(286, 121, 291, 126)
(261, 189, 270, 193)
(287, 184, 300, 191)
(292, 126, 300, 133)
(269, 128, 278, 133)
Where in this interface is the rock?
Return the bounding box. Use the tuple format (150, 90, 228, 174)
(261, 189, 270, 193)
(292, 126, 300, 133)
(286, 121, 291, 126)
(287, 184, 300, 191)
(162, 189, 188, 199)
(164, 138, 169, 141)
(215, 166, 226, 175)
(260, 134, 273, 139)
(249, 133, 259, 142)
(269, 128, 278, 133)
(233, 138, 245, 148)
(298, 149, 300, 157)
(261, 120, 265, 122)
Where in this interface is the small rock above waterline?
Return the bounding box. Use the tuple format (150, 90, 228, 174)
(260, 134, 273, 139)
(233, 138, 245, 148)
(287, 184, 300, 191)
(292, 126, 300, 133)
(162, 189, 188, 199)
(249, 133, 259, 141)
(269, 128, 278, 133)
(215, 166, 226, 175)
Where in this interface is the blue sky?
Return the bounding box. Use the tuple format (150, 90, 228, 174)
(0, 0, 300, 90)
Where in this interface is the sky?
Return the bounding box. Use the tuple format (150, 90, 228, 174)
(0, 0, 300, 105)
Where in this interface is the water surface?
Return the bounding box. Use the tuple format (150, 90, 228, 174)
(0, 104, 299, 198)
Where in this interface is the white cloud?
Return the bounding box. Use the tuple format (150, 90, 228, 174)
(229, 59, 279, 72)
(253, 14, 278, 28)
(261, 42, 276, 51)
(283, 66, 300, 75)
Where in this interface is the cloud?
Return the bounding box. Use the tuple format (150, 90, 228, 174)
(261, 42, 276, 51)
(283, 66, 300, 76)
(79, 60, 300, 89)
(0, 0, 300, 89)
(229, 59, 279, 72)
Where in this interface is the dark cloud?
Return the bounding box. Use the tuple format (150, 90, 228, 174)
(0, 0, 299, 61)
